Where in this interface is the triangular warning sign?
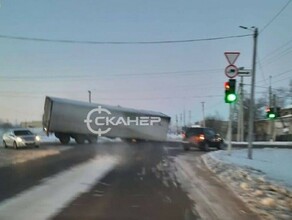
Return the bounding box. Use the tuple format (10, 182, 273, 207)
(224, 52, 240, 65)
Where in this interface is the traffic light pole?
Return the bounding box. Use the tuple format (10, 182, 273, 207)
(227, 103, 233, 155)
(247, 27, 258, 160)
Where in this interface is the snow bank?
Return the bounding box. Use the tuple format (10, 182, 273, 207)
(232, 141, 292, 146)
(202, 149, 292, 220)
(211, 149, 292, 187)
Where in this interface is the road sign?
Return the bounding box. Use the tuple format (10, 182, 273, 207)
(224, 52, 240, 65)
(238, 69, 251, 77)
(225, 65, 238, 78)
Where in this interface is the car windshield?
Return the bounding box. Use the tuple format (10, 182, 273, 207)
(186, 128, 204, 136)
(205, 128, 216, 136)
(14, 130, 33, 136)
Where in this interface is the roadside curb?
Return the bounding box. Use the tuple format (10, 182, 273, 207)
(201, 152, 292, 220)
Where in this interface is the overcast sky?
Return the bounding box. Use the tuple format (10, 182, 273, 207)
(0, 0, 291, 124)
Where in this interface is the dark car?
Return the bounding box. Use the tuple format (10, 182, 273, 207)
(182, 127, 224, 151)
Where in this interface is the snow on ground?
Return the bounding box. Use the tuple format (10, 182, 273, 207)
(232, 141, 292, 146)
(0, 155, 119, 220)
(167, 133, 183, 141)
(202, 149, 292, 220)
(0, 145, 72, 168)
(210, 148, 292, 187)
(98, 137, 122, 143)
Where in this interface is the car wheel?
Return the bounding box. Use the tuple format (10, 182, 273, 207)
(183, 144, 190, 151)
(13, 141, 18, 150)
(203, 143, 209, 151)
(3, 141, 7, 148)
(35, 145, 40, 148)
(217, 142, 224, 150)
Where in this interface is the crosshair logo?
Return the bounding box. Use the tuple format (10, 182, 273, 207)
(84, 106, 162, 136)
(84, 106, 112, 136)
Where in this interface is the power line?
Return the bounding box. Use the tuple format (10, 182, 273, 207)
(260, 0, 292, 33)
(0, 93, 222, 100)
(257, 55, 267, 84)
(0, 34, 251, 45)
(260, 38, 292, 63)
(256, 68, 292, 84)
(0, 68, 223, 81)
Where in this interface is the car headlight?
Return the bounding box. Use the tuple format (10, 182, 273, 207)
(16, 137, 23, 142)
(35, 136, 41, 141)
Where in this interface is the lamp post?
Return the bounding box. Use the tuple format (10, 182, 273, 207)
(239, 26, 258, 159)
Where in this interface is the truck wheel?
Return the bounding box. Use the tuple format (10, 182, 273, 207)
(59, 135, 70, 145)
(122, 138, 133, 143)
(3, 141, 7, 148)
(75, 136, 85, 144)
(87, 136, 97, 144)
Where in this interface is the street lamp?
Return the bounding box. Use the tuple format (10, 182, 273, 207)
(239, 26, 258, 159)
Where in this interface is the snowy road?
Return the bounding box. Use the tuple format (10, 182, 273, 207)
(0, 141, 260, 220)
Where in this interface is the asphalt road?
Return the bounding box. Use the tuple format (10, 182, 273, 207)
(0, 141, 260, 220)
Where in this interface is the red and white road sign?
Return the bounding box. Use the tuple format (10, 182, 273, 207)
(224, 52, 240, 65)
(225, 65, 238, 78)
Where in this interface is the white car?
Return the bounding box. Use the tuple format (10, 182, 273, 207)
(2, 129, 41, 149)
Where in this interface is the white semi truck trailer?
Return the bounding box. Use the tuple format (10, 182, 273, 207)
(43, 96, 170, 144)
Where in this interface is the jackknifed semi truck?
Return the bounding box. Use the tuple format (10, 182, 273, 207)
(43, 96, 171, 144)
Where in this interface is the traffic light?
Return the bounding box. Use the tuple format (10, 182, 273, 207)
(266, 107, 276, 119)
(224, 79, 237, 103)
(266, 107, 281, 119)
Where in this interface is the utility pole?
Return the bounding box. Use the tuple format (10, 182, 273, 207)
(183, 109, 186, 127)
(247, 27, 258, 159)
(175, 114, 179, 134)
(272, 94, 277, 141)
(237, 76, 244, 141)
(201, 102, 206, 127)
(188, 110, 192, 126)
(88, 90, 92, 103)
(269, 76, 273, 141)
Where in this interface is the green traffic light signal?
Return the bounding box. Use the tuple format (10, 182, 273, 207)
(266, 107, 280, 119)
(224, 79, 237, 103)
(226, 93, 237, 102)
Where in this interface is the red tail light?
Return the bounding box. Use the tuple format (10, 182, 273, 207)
(199, 134, 205, 140)
(182, 132, 186, 139)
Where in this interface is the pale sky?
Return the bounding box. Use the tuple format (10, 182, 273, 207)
(0, 0, 291, 124)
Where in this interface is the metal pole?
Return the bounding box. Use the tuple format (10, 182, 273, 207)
(188, 110, 192, 126)
(272, 94, 277, 141)
(237, 76, 244, 141)
(183, 108, 186, 127)
(175, 114, 179, 134)
(228, 103, 232, 155)
(88, 90, 91, 103)
(269, 76, 273, 141)
(201, 102, 206, 127)
(240, 77, 244, 141)
(247, 27, 258, 159)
